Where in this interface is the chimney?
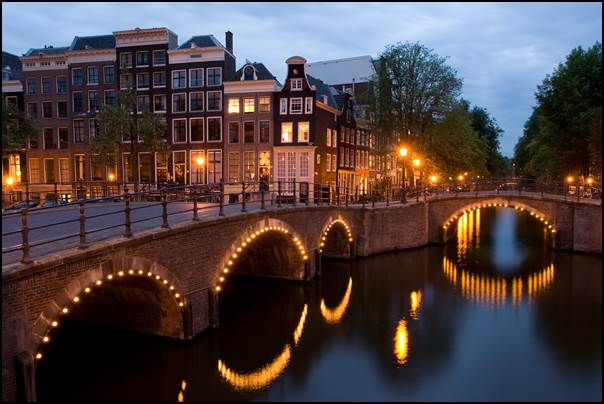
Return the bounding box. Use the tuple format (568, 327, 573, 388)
(225, 31, 233, 54)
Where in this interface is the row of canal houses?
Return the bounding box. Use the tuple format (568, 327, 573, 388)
(2, 27, 381, 204)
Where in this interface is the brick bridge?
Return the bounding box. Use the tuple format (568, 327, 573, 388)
(2, 193, 601, 401)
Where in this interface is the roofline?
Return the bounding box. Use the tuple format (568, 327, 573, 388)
(306, 55, 374, 66)
(112, 27, 178, 37)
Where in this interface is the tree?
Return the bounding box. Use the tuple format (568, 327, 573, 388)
(468, 104, 508, 177)
(93, 84, 167, 184)
(2, 97, 39, 155)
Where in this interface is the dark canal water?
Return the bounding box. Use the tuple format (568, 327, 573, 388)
(37, 207, 602, 401)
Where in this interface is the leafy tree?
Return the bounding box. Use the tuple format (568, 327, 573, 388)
(468, 104, 508, 177)
(2, 97, 39, 155)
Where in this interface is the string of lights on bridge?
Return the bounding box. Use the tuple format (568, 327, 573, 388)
(319, 219, 353, 254)
(441, 203, 557, 233)
(34, 269, 186, 361)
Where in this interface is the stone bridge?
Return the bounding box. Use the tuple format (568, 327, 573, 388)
(2, 193, 601, 401)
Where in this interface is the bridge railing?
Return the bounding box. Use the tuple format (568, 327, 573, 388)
(2, 178, 600, 266)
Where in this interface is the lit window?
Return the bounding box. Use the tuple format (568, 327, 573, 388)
(298, 122, 309, 142)
(228, 98, 240, 114)
(243, 98, 255, 113)
(281, 122, 292, 143)
(259, 96, 271, 112)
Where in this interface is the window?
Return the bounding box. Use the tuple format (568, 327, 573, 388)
(89, 119, 97, 140)
(59, 128, 68, 149)
(259, 96, 270, 112)
(153, 71, 166, 88)
(136, 72, 150, 90)
(74, 155, 85, 181)
(90, 155, 103, 181)
(26, 103, 37, 118)
(27, 78, 37, 94)
(228, 152, 240, 183)
(136, 51, 149, 67)
(29, 159, 41, 183)
(71, 69, 82, 86)
(326, 153, 331, 172)
(57, 102, 68, 118)
(73, 120, 84, 143)
(291, 78, 303, 90)
(172, 93, 187, 113)
(207, 91, 222, 111)
(42, 102, 52, 119)
(6, 96, 17, 107)
(259, 121, 270, 142)
(42, 77, 52, 94)
(172, 119, 187, 143)
(189, 92, 204, 111)
(139, 153, 152, 183)
(332, 154, 337, 172)
(300, 152, 309, 177)
(326, 128, 331, 147)
(332, 129, 337, 147)
(228, 98, 240, 114)
(207, 117, 222, 142)
(44, 159, 55, 183)
(103, 66, 115, 84)
(137, 95, 150, 113)
(172, 70, 186, 89)
(298, 122, 309, 142)
(59, 158, 69, 183)
(281, 122, 292, 143)
(73, 92, 83, 113)
(207, 150, 222, 183)
(244, 66, 254, 81)
(244, 151, 256, 181)
(105, 90, 116, 106)
(244, 122, 255, 143)
(243, 98, 255, 113)
(228, 122, 240, 143)
(29, 133, 39, 149)
(190, 118, 204, 142)
(87, 66, 98, 85)
(290, 98, 302, 114)
(153, 50, 166, 66)
(88, 91, 99, 111)
(305, 97, 313, 114)
(154, 95, 166, 113)
(173, 151, 186, 184)
(120, 73, 133, 90)
(280, 98, 287, 115)
(56, 76, 67, 93)
(190, 68, 204, 87)
(259, 151, 270, 180)
(207, 67, 222, 86)
(120, 53, 133, 68)
(190, 150, 205, 184)
(287, 152, 296, 179)
(277, 152, 286, 178)
(43, 128, 54, 149)
(155, 152, 168, 184)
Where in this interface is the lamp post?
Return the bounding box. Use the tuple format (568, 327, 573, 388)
(194, 155, 205, 187)
(412, 158, 421, 188)
(399, 147, 408, 188)
(5, 176, 14, 206)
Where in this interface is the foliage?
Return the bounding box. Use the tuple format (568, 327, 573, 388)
(467, 103, 510, 177)
(514, 42, 602, 182)
(2, 97, 39, 154)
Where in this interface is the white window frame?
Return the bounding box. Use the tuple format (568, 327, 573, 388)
(259, 96, 271, 113)
(290, 97, 303, 115)
(280, 98, 288, 115)
(136, 72, 150, 91)
(243, 97, 255, 113)
(154, 152, 169, 184)
(206, 66, 222, 87)
(259, 120, 270, 143)
(56, 76, 67, 94)
(136, 51, 149, 67)
(243, 121, 255, 144)
(153, 71, 166, 88)
(104, 89, 116, 106)
(305, 97, 313, 114)
(58, 158, 70, 183)
(326, 153, 331, 172)
(281, 122, 293, 143)
(136, 95, 151, 114)
(291, 78, 303, 91)
(172, 118, 188, 144)
(138, 152, 152, 183)
(189, 117, 204, 143)
(42, 127, 54, 149)
(189, 150, 206, 184)
(29, 158, 41, 183)
(171, 69, 187, 89)
(206, 116, 223, 143)
(43, 158, 55, 183)
(189, 68, 204, 88)
(298, 121, 310, 143)
(172, 150, 187, 184)
(152, 50, 166, 67)
(103, 65, 115, 85)
(120, 52, 132, 69)
(56, 101, 68, 119)
(206, 91, 222, 112)
(207, 149, 223, 184)
(153, 94, 167, 113)
(228, 97, 240, 114)
(326, 128, 331, 147)
(71, 68, 82, 86)
(41, 102, 53, 119)
(120, 73, 133, 90)
(87, 66, 99, 85)
(73, 119, 84, 143)
(88, 90, 99, 112)
(171, 93, 187, 114)
(189, 91, 204, 112)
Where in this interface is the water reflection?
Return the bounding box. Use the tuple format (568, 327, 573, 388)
(393, 319, 409, 365)
(320, 277, 352, 324)
(409, 291, 422, 320)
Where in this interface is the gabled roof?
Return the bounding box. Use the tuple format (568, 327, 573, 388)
(24, 46, 70, 57)
(2, 51, 22, 80)
(69, 34, 115, 51)
(306, 55, 376, 85)
(231, 62, 279, 82)
(178, 35, 222, 49)
(307, 74, 338, 109)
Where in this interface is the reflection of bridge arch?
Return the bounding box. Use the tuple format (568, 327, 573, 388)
(320, 277, 353, 324)
(31, 256, 187, 363)
(215, 219, 309, 293)
(318, 218, 353, 254)
(442, 257, 555, 306)
(216, 304, 308, 391)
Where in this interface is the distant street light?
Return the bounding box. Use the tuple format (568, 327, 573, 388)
(399, 147, 408, 157)
(566, 176, 574, 183)
(108, 173, 115, 181)
(587, 178, 593, 185)
(196, 156, 205, 166)
(458, 175, 464, 181)
(5, 177, 14, 186)
(430, 175, 438, 184)
(413, 159, 421, 167)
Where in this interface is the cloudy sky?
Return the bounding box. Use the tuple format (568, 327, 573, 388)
(2, 2, 601, 156)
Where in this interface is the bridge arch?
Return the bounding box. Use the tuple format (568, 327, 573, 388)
(318, 217, 354, 257)
(29, 256, 188, 364)
(214, 218, 309, 292)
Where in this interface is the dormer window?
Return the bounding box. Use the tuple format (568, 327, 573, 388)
(291, 78, 303, 91)
(321, 95, 328, 104)
(244, 66, 254, 81)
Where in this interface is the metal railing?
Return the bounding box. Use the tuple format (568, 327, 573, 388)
(2, 178, 601, 266)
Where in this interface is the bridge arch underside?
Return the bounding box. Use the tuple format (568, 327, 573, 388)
(320, 223, 352, 259)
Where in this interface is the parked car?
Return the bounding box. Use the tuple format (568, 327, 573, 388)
(3, 200, 40, 212)
(42, 199, 69, 208)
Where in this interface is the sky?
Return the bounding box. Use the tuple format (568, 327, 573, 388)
(2, 2, 602, 157)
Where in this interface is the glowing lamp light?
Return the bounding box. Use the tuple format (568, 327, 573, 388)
(108, 173, 115, 181)
(5, 177, 14, 186)
(196, 157, 205, 166)
(566, 176, 574, 183)
(430, 176, 438, 183)
(36, 353, 42, 360)
(587, 178, 593, 185)
(62, 308, 69, 314)
(43, 336, 49, 343)
(51, 321, 58, 327)
(458, 175, 463, 181)
(399, 147, 408, 157)
(73, 297, 80, 303)
(412, 159, 421, 167)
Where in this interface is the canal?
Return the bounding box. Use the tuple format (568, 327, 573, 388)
(37, 207, 602, 401)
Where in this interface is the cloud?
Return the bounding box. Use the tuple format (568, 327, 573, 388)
(2, 2, 601, 156)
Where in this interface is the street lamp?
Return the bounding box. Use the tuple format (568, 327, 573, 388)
(399, 147, 409, 188)
(5, 177, 14, 206)
(587, 178, 593, 185)
(566, 176, 574, 184)
(5, 177, 14, 186)
(108, 173, 115, 182)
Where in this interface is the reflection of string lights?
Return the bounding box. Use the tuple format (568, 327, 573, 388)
(319, 219, 353, 254)
(217, 226, 308, 293)
(409, 291, 422, 320)
(177, 379, 186, 402)
(34, 270, 185, 361)
(394, 319, 409, 365)
(320, 278, 352, 324)
(217, 303, 308, 391)
(442, 257, 555, 306)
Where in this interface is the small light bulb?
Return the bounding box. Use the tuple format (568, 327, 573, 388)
(170, 286, 174, 290)
(118, 271, 124, 276)
(128, 270, 134, 274)
(139, 270, 143, 274)
(43, 336, 49, 343)
(51, 321, 58, 327)
(156, 275, 160, 280)
(148, 272, 152, 276)
(96, 280, 102, 286)
(175, 293, 180, 298)
(107, 274, 113, 280)
(179, 302, 184, 307)
(62, 308, 69, 314)
(85, 287, 91, 293)
(36, 353, 42, 360)
(73, 297, 79, 303)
